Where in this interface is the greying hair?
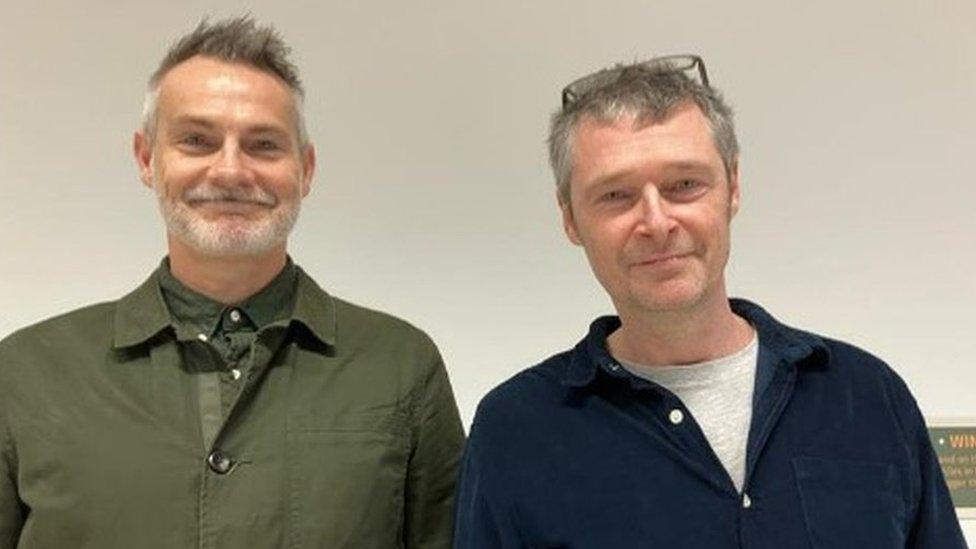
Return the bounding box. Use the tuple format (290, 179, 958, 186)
(140, 16, 308, 145)
(548, 61, 738, 204)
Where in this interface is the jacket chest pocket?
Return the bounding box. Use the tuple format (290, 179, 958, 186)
(793, 457, 909, 548)
(286, 411, 411, 549)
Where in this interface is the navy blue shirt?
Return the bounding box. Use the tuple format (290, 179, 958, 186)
(454, 300, 966, 548)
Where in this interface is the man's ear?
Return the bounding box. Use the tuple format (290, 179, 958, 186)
(133, 131, 154, 189)
(728, 159, 740, 218)
(559, 190, 582, 246)
(300, 143, 316, 198)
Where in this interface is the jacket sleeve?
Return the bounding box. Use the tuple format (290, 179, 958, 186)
(0, 386, 24, 548)
(403, 348, 466, 549)
(453, 410, 524, 549)
(895, 379, 968, 547)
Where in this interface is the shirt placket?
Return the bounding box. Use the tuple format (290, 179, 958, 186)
(602, 362, 733, 494)
(645, 387, 734, 494)
(192, 307, 260, 446)
(737, 358, 798, 549)
(196, 326, 289, 549)
(605, 359, 761, 548)
(216, 308, 256, 417)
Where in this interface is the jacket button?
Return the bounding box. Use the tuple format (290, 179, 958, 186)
(207, 450, 233, 474)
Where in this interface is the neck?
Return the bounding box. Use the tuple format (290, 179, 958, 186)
(166, 236, 288, 305)
(608, 291, 753, 367)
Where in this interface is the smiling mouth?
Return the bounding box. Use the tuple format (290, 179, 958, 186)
(633, 253, 690, 267)
(189, 199, 271, 214)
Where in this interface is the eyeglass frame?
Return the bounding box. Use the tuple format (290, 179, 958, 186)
(560, 54, 710, 108)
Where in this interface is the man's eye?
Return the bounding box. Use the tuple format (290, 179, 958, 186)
(180, 134, 210, 147)
(600, 190, 630, 202)
(670, 180, 704, 195)
(253, 139, 281, 151)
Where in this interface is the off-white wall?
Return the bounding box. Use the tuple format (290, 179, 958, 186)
(2, 0, 974, 539)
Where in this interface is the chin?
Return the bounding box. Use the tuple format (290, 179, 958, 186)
(180, 225, 283, 257)
(630, 280, 706, 313)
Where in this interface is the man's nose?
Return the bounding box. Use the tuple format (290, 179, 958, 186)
(637, 186, 677, 245)
(209, 141, 253, 185)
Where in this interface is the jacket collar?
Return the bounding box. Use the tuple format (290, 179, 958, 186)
(289, 267, 336, 347)
(561, 298, 830, 388)
(112, 271, 173, 349)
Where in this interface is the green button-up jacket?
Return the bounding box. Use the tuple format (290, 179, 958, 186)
(0, 265, 465, 548)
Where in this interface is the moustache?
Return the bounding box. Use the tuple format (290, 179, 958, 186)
(182, 184, 277, 207)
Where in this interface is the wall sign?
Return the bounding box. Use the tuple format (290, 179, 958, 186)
(929, 420, 976, 519)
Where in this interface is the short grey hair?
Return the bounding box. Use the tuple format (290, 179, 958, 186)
(140, 16, 308, 145)
(548, 60, 738, 204)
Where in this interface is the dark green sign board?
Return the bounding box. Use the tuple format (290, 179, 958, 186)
(929, 425, 976, 516)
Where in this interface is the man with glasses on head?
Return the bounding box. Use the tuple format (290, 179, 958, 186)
(0, 16, 464, 548)
(453, 56, 965, 547)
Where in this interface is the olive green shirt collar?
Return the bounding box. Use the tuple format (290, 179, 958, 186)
(157, 257, 298, 335)
(112, 259, 336, 349)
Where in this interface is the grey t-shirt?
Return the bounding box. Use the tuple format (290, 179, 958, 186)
(618, 333, 758, 492)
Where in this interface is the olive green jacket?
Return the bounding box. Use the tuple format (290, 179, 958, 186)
(0, 267, 464, 548)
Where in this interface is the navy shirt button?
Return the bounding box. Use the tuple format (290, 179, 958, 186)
(742, 493, 752, 509)
(207, 450, 233, 474)
(668, 409, 684, 425)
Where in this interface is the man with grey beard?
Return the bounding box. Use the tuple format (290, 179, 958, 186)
(0, 16, 464, 549)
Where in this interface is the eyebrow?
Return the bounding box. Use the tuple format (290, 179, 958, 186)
(660, 161, 715, 174)
(246, 125, 291, 138)
(169, 116, 217, 130)
(168, 116, 289, 136)
(582, 160, 717, 197)
(596, 161, 714, 182)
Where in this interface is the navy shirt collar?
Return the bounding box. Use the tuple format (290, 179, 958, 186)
(562, 298, 830, 389)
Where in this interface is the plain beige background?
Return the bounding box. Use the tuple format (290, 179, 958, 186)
(2, 0, 974, 538)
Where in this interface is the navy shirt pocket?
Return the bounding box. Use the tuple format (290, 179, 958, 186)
(793, 457, 908, 548)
